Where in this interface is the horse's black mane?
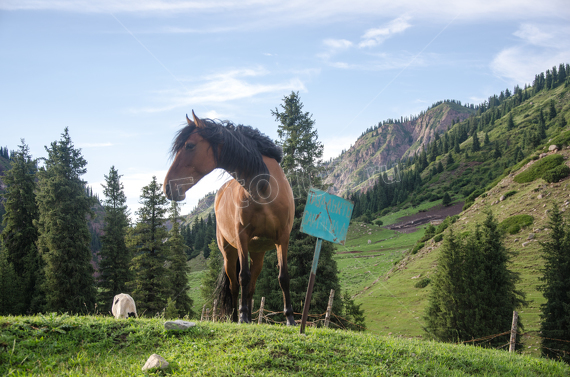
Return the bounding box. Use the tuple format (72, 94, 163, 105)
(171, 118, 282, 188)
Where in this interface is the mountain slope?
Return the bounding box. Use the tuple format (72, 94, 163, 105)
(324, 101, 475, 196)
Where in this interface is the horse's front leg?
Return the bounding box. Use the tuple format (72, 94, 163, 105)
(276, 242, 296, 326)
(237, 233, 251, 324)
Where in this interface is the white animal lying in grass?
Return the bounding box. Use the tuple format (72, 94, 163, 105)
(111, 293, 137, 319)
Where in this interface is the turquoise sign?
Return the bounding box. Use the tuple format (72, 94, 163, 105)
(300, 188, 354, 245)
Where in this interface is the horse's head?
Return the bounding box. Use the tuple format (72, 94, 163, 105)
(164, 111, 217, 201)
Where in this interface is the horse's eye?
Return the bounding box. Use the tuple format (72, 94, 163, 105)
(185, 143, 196, 151)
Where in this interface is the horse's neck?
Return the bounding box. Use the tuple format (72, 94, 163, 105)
(222, 158, 272, 200)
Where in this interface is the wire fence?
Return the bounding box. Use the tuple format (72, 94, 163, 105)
(199, 295, 366, 332)
(199, 300, 569, 358)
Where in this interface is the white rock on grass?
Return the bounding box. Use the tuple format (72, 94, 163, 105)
(142, 354, 169, 371)
(164, 320, 196, 331)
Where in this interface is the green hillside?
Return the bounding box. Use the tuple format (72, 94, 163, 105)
(1, 315, 568, 376)
(328, 64, 570, 357)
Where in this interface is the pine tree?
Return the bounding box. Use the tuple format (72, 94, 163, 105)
(442, 192, 452, 207)
(36, 129, 96, 313)
(0, 141, 41, 313)
(127, 176, 171, 316)
(436, 161, 444, 173)
(548, 99, 557, 121)
(454, 138, 461, 154)
(507, 114, 515, 131)
(425, 212, 525, 347)
(0, 246, 21, 315)
(97, 166, 131, 312)
(167, 200, 194, 318)
(256, 92, 344, 324)
(484, 132, 490, 146)
(472, 132, 480, 152)
(201, 241, 224, 307)
(494, 142, 502, 159)
(271, 91, 323, 175)
(539, 205, 570, 363)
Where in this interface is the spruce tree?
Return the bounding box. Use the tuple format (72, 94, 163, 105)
(539, 205, 570, 363)
(0, 246, 21, 315)
(127, 176, 171, 316)
(201, 241, 224, 307)
(424, 212, 525, 347)
(255, 92, 345, 325)
(494, 142, 502, 159)
(0, 141, 41, 313)
(271, 91, 323, 176)
(167, 200, 194, 318)
(97, 166, 131, 312)
(454, 138, 461, 154)
(36, 128, 96, 313)
(507, 113, 515, 131)
(442, 192, 452, 207)
(548, 99, 557, 121)
(472, 132, 480, 152)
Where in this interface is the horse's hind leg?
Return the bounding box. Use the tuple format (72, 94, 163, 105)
(276, 241, 296, 326)
(247, 251, 266, 323)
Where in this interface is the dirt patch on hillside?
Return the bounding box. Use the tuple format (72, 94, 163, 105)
(386, 202, 464, 233)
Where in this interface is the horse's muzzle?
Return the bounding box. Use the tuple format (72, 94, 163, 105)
(164, 182, 186, 202)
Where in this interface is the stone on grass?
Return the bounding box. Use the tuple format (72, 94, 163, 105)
(142, 354, 169, 371)
(528, 233, 535, 240)
(164, 320, 196, 331)
(549, 145, 559, 152)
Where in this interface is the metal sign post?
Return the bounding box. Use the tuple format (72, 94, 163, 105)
(299, 188, 353, 334)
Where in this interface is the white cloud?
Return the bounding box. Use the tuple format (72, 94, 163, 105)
(513, 24, 555, 46)
(5, 1, 569, 23)
(491, 23, 570, 84)
(323, 39, 353, 50)
(133, 67, 306, 113)
(358, 16, 411, 48)
(321, 135, 358, 160)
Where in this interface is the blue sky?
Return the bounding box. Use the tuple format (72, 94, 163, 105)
(1, 1, 569, 217)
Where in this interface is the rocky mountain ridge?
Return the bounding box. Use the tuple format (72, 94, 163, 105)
(324, 101, 475, 196)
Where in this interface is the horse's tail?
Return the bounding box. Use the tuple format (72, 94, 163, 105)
(214, 260, 238, 320)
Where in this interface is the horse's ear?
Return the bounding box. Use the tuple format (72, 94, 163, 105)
(186, 114, 192, 126)
(192, 110, 206, 129)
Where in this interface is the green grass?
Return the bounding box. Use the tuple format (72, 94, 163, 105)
(187, 253, 209, 314)
(1, 314, 568, 376)
(499, 214, 534, 235)
(333, 201, 445, 335)
(514, 154, 564, 183)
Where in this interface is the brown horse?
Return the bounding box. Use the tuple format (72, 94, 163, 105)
(164, 111, 296, 325)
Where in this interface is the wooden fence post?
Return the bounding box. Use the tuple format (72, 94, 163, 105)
(324, 289, 335, 328)
(509, 311, 518, 353)
(201, 305, 205, 321)
(212, 300, 218, 322)
(258, 297, 265, 324)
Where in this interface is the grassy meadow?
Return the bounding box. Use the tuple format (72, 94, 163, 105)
(1, 314, 568, 376)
